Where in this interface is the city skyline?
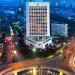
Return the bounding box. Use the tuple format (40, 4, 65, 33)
(0, 0, 74, 75)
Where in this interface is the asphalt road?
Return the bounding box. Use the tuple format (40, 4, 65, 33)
(0, 38, 75, 75)
(0, 55, 71, 75)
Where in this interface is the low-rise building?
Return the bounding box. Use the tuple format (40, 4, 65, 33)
(51, 22, 68, 37)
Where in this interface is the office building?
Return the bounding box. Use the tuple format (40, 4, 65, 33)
(51, 22, 68, 37)
(25, 1, 52, 49)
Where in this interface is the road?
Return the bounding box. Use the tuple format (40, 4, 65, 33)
(0, 57, 71, 75)
(0, 38, 75, 75)
(58, 38, 75, 74)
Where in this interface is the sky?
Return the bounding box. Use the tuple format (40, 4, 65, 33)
(0, 0, 75, 8)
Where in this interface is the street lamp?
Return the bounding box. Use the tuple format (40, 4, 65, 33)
(13, 50, 17, 55)
(32, 48, 37, 58)
(33, 68, 37, 75)
(47, 70, 52, 74)
(32, 48, 36, 52)
(60, 50, 64, 54)
(59, 54, 63, 57)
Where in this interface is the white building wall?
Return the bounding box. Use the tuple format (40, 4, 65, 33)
(51, 23, 68, 37)
(26, 2, 50, 37)
(26, 2, 30, 37)
(25, 2, 52, 49)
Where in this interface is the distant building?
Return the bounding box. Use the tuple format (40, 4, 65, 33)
(51, 23, 68, 37)
(32, 0, 43, 2)
(25, 1, 52, 49)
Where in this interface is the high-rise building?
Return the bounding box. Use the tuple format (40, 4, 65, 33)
(51, 22, 68, 37)
(25, 1, 52, 49)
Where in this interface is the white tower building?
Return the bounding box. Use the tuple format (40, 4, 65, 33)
(25, 1, 52, 49)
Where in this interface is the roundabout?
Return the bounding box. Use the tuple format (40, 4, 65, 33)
(69, 55, 75, 72)
(0, 59, 71, 75)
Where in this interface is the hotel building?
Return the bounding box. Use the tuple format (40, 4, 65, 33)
(25, 1, 52, 49)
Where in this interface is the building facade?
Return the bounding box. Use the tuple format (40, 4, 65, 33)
(25, 2, 52, 49)
(26, 2, 50, 37)
(51, 23, 68, 37)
